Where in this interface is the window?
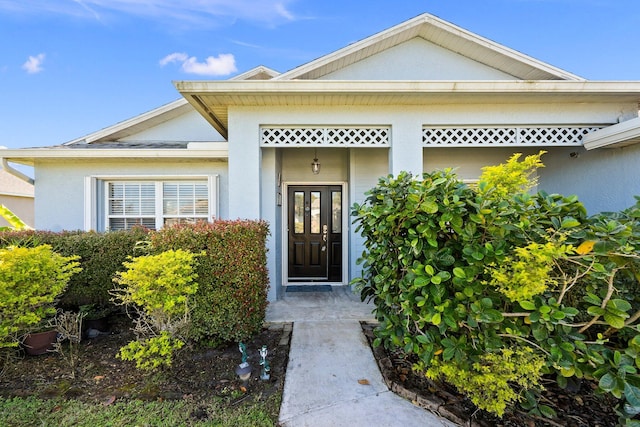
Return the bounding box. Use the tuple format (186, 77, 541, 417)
(103, 179, 214, 231)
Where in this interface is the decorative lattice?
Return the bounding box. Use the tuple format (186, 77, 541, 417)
(423, 126, 603, 146)
(261, 127, 389, 146)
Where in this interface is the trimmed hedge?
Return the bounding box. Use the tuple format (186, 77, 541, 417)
(0, 221, 270, 346)
(0, 229, 149, 308)
(149, 220, 270, 345)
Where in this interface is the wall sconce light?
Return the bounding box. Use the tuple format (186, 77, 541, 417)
(569, 151, 580, 158)
(311, 148, 321, 174)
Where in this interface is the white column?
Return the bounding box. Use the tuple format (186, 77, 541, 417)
(261, 148, 279, 302)
(228, 114, 261, 219)
(390, 117, 423, 176)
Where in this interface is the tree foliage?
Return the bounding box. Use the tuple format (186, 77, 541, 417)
(352, 152, 640, 422)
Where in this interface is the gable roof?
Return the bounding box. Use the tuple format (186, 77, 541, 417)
(274, 13, 583, 81)
(64, 66, 279, 146)
(64, 98, 191, 145)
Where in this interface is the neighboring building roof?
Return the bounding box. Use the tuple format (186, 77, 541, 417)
(0, 169, 34, 198)
(230, 65, 280, 81)
(274, 13, 583, 81)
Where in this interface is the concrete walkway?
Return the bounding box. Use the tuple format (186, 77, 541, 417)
(266, 286, 455, 427)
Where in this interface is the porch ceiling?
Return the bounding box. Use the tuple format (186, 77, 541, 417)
(174, 80, 640, 139)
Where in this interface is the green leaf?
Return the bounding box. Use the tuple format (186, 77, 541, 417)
(453, 267, 466, 279)
(560, 217, 581, 228)
(538, 404, 557, 419)
(625, 383, 640, 408)
(519, 300, 536, 310)
(414, 276, 430, 287)
(422, 200, 439, 214)
(599, 373, 616, 392)
(604, 313, 626, 329)
(587, 306, 606, 316)
(425, 264, 435, 276)
(431, 313, 442, 326)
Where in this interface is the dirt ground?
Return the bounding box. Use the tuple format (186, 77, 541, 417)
(0, 315, 626, 426)
(0, 314, 291, 417)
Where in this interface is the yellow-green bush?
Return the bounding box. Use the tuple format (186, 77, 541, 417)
(112, 249, 200, 371)
(0, 245, 80, 349)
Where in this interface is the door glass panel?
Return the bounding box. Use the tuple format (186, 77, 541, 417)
(294, 191, 304, 234)
(332, 191, 342, 233)
(310, 191, 321, 234)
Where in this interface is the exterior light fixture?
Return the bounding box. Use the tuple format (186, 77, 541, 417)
(311, 148, 321, 174)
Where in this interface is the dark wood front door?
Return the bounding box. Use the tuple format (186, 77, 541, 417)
(288, 185, 342, 282)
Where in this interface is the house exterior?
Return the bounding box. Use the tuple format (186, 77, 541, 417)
(2, 13, 640, 301)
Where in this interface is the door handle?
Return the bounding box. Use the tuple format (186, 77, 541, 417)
(322, 224, 327, 251)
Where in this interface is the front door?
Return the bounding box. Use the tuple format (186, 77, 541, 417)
(288, 185, 342, 282)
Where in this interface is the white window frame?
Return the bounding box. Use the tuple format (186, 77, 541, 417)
(83, 175, 219, 232)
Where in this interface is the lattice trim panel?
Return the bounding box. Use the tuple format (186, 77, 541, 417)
(423, 126, 603, 147)
(261, 127, 390, 147)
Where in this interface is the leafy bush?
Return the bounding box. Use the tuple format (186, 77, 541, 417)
(112, 249, 200, 371)
(150, 220, 269, 344)
(0, 228, 148, 309)
(0, 245, 81, 350)
(352, 152, 640, 422)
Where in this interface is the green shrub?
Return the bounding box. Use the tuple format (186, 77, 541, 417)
(112, 249, 200, 371)
(150, 220, 269, 344)
(0, 228, 149, 309)
(0, 245, 81, 349)
(352, 152, 640, 422)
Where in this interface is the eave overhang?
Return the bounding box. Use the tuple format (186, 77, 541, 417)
(0, 144, 229, 167)
(583, 117, 640, 150)
(174, 80, 640, 138)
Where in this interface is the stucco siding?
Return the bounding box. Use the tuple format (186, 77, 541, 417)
(349, 148, 390, 281)
(124, 110, 225, 142)
(281, 148, 349, 183)
(540, 146, 640, 215)
(424, 147, 540, 181)
(34, 159, 228, 231)
(320, 37, 518, 80)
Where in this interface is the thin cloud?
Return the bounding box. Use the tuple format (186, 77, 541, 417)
(160, 52, 237, 76)
(22, 53, 45, 74)
(0, 0, 298, 28)
(159, 52, 189, 66)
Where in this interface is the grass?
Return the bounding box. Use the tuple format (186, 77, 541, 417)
(0, 394, 280, 427)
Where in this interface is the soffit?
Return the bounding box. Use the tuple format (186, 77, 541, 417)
(175, 80, 640, 137)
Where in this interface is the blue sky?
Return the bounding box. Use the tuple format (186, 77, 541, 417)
(0, 0, 638, 149)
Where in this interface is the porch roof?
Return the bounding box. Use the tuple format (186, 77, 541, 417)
(582, 117, 640, 150)
(0, 143, 229, 167)
(175, 80, 640, 139)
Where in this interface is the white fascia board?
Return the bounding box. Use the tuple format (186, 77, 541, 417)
(583, 117, 640, 150)
(176, 80, 640, 97)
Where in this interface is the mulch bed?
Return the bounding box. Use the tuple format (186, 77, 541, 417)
(0, 314, 291, 418)
(362, 322, 621, 427)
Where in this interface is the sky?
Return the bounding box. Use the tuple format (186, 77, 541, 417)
(0, 0, 639, 150)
